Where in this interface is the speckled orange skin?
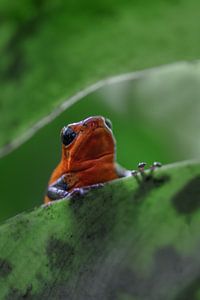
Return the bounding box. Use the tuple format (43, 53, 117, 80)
(44, 116, 120, 203)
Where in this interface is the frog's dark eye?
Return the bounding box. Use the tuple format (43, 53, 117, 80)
(61, 127, 77, 146)
(105, 118, 112, 130)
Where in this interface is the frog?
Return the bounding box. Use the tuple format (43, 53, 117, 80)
(44, 116, 130, 203)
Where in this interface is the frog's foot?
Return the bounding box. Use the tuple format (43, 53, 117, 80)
(131, 161, 162, 183)
(131, 169, 141, 183)
(149, 161, 162, 177)
(47, 187, 68, 200)
(45, 175, 69, 202)
(68, 183, 104, 199)
(131, 162, 147, 183)
(138, 162, 147, 178)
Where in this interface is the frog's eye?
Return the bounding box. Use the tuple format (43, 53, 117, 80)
(105, 118, 112, 130)
(61, 127, 77, 146)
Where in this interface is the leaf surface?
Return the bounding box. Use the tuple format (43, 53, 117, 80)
(0, 160, 200, 299)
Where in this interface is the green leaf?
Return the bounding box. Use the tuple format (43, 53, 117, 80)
(1, 0, 200, 147)
(0, 160, 200, 299)
(0, 61, 200, 222)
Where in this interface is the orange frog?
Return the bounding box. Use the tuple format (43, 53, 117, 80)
(45, 116, 129, 203)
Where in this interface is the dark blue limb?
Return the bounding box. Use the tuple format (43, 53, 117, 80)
(69, 183, 104, 199)
(46, 176, 68, 201)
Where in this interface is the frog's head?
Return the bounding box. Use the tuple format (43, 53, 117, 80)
(60, 116, 116, 169)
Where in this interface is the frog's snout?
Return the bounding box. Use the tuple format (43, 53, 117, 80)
(83, 116, 106, 130)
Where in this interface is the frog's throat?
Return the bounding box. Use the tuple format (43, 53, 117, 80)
(68, 152, 115, 172)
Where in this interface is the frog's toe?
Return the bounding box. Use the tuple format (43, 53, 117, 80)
(131, 161, 162, 183)
(68, 188, 86, 199)
(68, 183, 104, 200)
(150, 161, 162, 170)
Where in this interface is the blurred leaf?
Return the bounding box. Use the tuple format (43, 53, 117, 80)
(0, 61, 200, 222)
(0, 160, 200, 299)
(0, 0, 200, 147)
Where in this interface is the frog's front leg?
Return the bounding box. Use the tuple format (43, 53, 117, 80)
(46, 175, 69, 201)
(131, 162, 162, 183)
(68, 183, 104, 199)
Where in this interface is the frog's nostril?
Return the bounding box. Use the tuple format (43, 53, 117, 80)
(90, 121, 98, 128)
(84, 116, 107, 129)
(84, 118, 100, 128)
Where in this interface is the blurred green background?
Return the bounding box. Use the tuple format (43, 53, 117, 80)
(0, 0, 200, 221)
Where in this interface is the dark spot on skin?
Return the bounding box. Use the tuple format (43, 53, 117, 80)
(0, 258, 12, 278)
(172, 176, 200, 214)
(46, 236, 74, 271)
